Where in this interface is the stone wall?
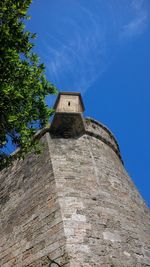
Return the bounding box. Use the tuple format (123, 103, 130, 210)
(0, 135, 69, 267)
(0, 119, 150, 267)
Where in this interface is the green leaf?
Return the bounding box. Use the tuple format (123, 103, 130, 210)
(0, 0, 58, 169)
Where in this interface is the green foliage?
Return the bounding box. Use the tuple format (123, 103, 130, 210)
(0, 0, 57, 168)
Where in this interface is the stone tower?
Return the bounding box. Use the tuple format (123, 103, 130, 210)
(0, 92, 150, 267)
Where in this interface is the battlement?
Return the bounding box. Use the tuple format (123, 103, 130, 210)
(84, 118, 123, 164)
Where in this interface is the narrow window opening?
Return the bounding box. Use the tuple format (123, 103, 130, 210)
(68, 101, 70, 106)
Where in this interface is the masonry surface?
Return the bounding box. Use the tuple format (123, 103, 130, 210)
(0, 118, 150, 267)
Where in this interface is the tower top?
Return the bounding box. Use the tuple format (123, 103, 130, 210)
(54, 92, 85, 113)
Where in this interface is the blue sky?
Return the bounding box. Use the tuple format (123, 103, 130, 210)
(26, 0, 150, 206)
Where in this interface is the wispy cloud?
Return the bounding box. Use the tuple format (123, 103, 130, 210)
(122, 13, 148, 37)
(121, 0, 149, 38)
(43, 4, 110, 92)
(41, 0, 150, 94)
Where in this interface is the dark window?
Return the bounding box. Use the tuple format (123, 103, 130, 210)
(68, 101, 70, 106)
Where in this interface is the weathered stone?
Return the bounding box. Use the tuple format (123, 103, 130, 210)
(0, 116, 150, 267)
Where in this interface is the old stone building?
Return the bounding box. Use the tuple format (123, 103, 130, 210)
(0, 92, 150, 267)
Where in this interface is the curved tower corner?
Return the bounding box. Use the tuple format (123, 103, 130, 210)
(49, 116, 150, 267)
(0, 92, 150, 267)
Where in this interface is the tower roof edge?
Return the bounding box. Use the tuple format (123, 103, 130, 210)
(54, 92, 85, 111)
